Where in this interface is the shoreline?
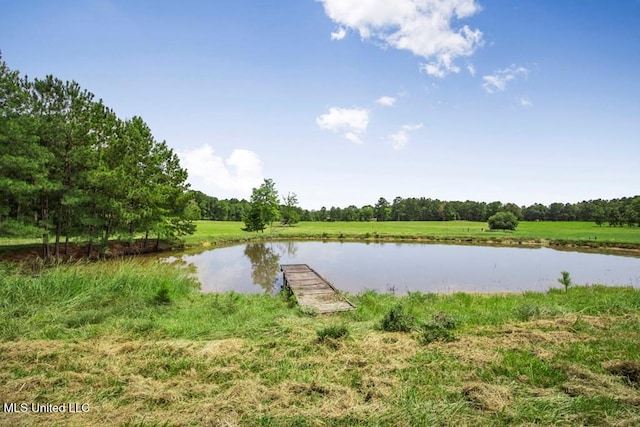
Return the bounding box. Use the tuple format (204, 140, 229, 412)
(2, 232, 640, 263)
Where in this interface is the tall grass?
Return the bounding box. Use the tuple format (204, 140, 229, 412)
(0, 260, 196, 340)
(1, 259, 640, 426)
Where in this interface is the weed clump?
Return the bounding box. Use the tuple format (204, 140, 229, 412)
(514, 303, 541, 321)
(380, 304, 416, 332)
(317, 324, 349, 342)
(212, 292, 240, 314)
(432, 311, 456, 329)
(152, 286, 171, 305)
(421, 323, 455, 344)
(421, 311, 457, 344)
(280, 286, 297, 308)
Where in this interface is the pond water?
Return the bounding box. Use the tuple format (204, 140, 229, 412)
(162, 241, 640, 294)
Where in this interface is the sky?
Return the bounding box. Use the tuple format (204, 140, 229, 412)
(1, 0, 639, 210)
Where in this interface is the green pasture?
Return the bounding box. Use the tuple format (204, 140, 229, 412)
(185, 220, 640, 246)
(3, 221, 638, 254)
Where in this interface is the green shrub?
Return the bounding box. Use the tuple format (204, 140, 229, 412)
(380, 304, 416, 332)
(487, 211, 519, 231)
(514, 303, 541, 321)
(421, 323, 455, 345)
(432, 311, 456, 329)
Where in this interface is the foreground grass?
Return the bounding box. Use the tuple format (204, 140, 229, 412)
(1, 261, 640, 426)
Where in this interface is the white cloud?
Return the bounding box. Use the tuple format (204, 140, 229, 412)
(178, 145, 263, 198)
(331, 27, 346, 40)
(344, 132, 363, 144)
(519, 96, 533, 107)
(482, 65, 529, 93)
(388, 123, 423, 150)
(375, 95, 396, 107)
(467, 63, 476, 76)
(319, 0, 484, 78)
(316, 107, 369, 143)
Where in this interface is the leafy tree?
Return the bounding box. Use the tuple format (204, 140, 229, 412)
(593, 207, 606, 227)
(343, 205, 360, 221)
(487, 211, 519, 231)
(0, 54, 195, 258)
(375, 197, 391, 221)
(360, 205, 374, 221)
(503, 202, 523, 220)
(183, 199, 201, 221)
(486, 201, 503, 218)
(0, 56, 46, 238)
(607, 205, 624, 227)
(244, 179, 279, 232)
(280, 192, 300, 225)
(391, 196, 405, 221)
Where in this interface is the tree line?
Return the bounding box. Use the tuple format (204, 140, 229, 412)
(0, 54, 195, 259)
(192, 188, 640, 228)
(303, 197, 640, 226)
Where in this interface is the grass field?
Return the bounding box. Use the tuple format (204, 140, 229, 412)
(184, 220, 640, 248)
(1, 260, 639, 425)
(3, 221, 638, 256)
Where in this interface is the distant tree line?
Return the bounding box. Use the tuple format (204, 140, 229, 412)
(0, 54, 195, 259)
(304, 196, 640, 226)
(193, 192, 640, 228)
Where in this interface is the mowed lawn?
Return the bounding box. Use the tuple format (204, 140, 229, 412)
(2, 221, 638, 254)
(184, 220, 640, 246)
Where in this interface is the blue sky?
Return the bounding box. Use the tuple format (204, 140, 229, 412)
(2, 0, 639, 209)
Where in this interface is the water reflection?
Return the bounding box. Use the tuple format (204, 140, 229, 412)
(162, 241, 640, 294)
(244, 243, 281, 293)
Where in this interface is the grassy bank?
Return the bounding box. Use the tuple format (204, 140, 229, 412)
(1, 260, 640, 426)
(185, 220, 640, 250)
(2, 221, 639, 261)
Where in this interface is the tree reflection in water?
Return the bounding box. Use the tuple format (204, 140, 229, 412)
(243, 243, 281, 293)
(274, 241, 297, 258)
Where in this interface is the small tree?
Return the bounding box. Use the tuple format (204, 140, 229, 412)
(558, 271, 572, 292)
(487, 211, 519, 231)
(280, 192, 300, 225)
(244, 178, 279, 232)
(243, 204, 265, 232)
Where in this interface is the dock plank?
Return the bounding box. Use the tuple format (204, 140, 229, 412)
(281, 264, 355, 313)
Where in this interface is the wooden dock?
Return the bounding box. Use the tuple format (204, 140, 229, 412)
(280, 264, 355, 314)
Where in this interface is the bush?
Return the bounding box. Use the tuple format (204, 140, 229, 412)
(514, 303, 541, 321)
(487, 211, 519, 231)
(380, 304, 416, 332)
(421, 323, 455, 344)
(432, 311, 457, 329)
(421, 311, 457, 344)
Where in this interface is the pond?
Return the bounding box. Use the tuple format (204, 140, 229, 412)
(162, 241, 640, 294)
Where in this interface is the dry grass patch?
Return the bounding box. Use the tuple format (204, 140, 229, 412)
(462, 381, 513, 413)
(562, 363, 640, 405)
(603, 360, 640, 389)
(0, 330, 421, 426)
